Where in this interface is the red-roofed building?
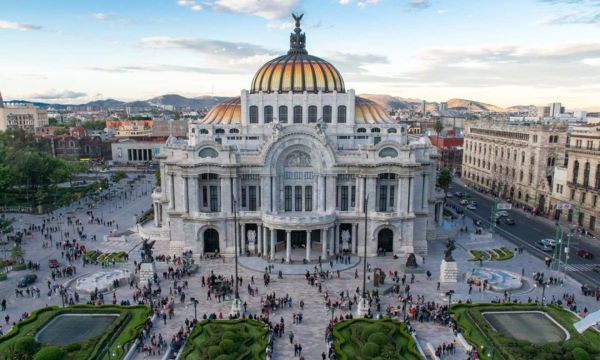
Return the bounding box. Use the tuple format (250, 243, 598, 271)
(429, 134, 463, 172)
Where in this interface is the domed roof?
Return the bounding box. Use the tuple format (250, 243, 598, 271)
(199, 97, 241, 125)
(355, 97, 395, 124)
(250, 14, 345, 94)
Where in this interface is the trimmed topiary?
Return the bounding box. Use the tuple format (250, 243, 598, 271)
(361, 324, 381, 338)
(221, 331, 239, 342)
(572, 347, 591, 360)
(65, 343, 82, 352)
(13, 336, 40, 359)
(33, 346, 65, 360)
(368, 332, 390, 346)
(219, 339, 235, 354)
(207, 345, 222, 359)
(363, 342, 381, 357)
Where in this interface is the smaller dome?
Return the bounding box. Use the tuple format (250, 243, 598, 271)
(355, 97, 394, 124)
(199, 97, 241, 125)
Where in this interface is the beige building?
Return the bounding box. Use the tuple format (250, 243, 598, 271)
(462, 120, 567, 214)
(550, 127, 600, 235)
(0, 92, 49, 132)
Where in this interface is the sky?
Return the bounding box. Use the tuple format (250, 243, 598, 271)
(1, 0, 600, 110)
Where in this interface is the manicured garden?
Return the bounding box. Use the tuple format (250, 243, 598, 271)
(332, 318, 423, 360)
(469, 247, 513, 262)
(180, 319, 269, 360)
(84, 250, 128, 265)
(450, 303, 600, 360)
(0, 304, 151, 360)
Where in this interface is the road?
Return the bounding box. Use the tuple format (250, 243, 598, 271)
(447, 179, 600, 288)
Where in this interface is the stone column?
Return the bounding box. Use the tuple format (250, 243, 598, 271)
(355, 176, 363, 213)
(328, 227, 334, 255)
(168, 174, 175, 209)
(397, 177, 405, 215)
(153, 203, 159, 226)
(335, 223, 340, 255)
(366, 176, 376, 212)
(351, 223, 357, 255)
(263, 226, 269, 258)
(422, 174, 429, 211)
(262, 176, 270, 212)
(318, 175, 326, 212)
(258, 224, 263, 256)
(240, 223, 246, 255)
(232, 176, 239, 205)
(286, 230, 292, 263)
(270, 228, 276, 260)
(189, 176, 199, 213)
(408, 176, 415, 213)
(326, 175, 336, 212)
(321, 228, 327, 259)
(183, 176, 189, 214)
(221, 177, 231, 213)
(306, 230, 312, 261)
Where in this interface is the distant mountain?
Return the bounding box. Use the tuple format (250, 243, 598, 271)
(505, 105, 532, 112)
(147, 94, 228, 109)
(358, 94, 424, 110)
(446, 98, 505, 112)
(85, 99, 126, 109)
(360, 94, 521, 113)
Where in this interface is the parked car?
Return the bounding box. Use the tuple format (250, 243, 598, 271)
(460, 199, 470, 205)
(445, 193, 453, 198)
(466, 204, 477, 210)
(454, 192, 464, 197)
(18, 274, 37, 288)
(540, 238, 556, 247)
(496, 210, 509, 217)
(593, 265, 600, 274)
(474, 219, 483, 227)
(48, 259, 59, 268)
(504, 218, 515, 225)
(577, 249, 594, 260)
(536, 241, 554, 252)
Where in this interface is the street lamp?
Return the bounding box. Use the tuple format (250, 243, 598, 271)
(446, 290, 454, 307)
(190, 297, 199, 321)
(230, 198, 242, 317)
(357, 195, 370, 318)
(330, 303, 336, 323)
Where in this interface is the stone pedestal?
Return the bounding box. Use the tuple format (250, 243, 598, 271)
(439, 260, 458, 283)
(248, 241, 256, 255)
(356, 296, 370, 318)
(230, 298, 242, 317)
(139, 262, 156, 286)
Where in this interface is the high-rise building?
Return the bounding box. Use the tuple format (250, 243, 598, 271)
(421, 100, 427, 115)
(550, 102, 562, 118)
(462, 120, 567, 214)
(0, 90, 49, 133)
(439, 102, 448, 112)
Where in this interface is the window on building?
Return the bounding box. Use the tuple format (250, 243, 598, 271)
(323, 105, 332, 123)
(591, 216, 596, 231)
(351, 186, 356, 207)
(308, 105, 318, 123)
(568, 209, 573, 222)
(571, 189, 576, 200)
(341, 186, 349, 211)
(249, 106, 258, 124)
(529, 173, 533, 184)
(229, 128, 239, 134)
(249, 186, 257, 211)
(293, 106, 303, 123)
(294, 186, 302, 211)
(573, 160, 580, 184)
(533, 135, 538, 142)
(357, 128, 366, 133)
(521, 152, 525, 164)
(209, 186, 219, 212)
(215, 128, 225, 134)
(285, 186, 292, 211)
(596, 165, 600, 190)
(264, 106, 273, 123)
(241, 187, 247, 208)
(279, 106, 288, 123)
(305, 186, 312, 211)
(337, 106, 346, 123)
(202, 187, 208, 207)
(584, 162, 591, 187)
(578, 212, 584, 226)
(371, 128, 381, 133)
(379, 186, 387, 212)
(582, 192, 587, 204)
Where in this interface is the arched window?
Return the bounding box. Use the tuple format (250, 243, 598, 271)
(308, 105, 318, 123)
(371, 128, 381, 133)
(264, 106, 273, 123)
(229, 128, 239, 134)
(323, 106, 332, 123)
(379, 147, 398, 158)
(199, 147, 218, 158)
(199, 129, 209, 134)
(595, 165, 600, 190)
(293, 106, 303, 124)
(584, 162, 590, 186)
(387, 128, 397, 133)
(249, 106, 258, 124)
(337, 105, 346, 123)
(215, 128, 225, 134)
(573, 160, 579, 183)
(357, 128, 366, 133)
(279, 106, 288, 123)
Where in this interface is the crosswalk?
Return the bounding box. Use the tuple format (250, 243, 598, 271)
(563, 263, 600, 272)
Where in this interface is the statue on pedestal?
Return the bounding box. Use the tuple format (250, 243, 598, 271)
(141, 239, 155, 263)
(406, 253, 418, 269)
(373, 268, 385, 287)
(444, 238, 456, 262)
(341, 230, 351, 251)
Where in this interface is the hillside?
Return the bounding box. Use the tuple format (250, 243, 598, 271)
(446, 98, 505, 112)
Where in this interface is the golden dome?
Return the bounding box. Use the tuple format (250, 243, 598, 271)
(199, 97, 241, 125)
(250, 13, 344, 94)
(355, 97, 394, 124)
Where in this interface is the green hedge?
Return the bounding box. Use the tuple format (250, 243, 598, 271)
(0, 305, 151, 360)
(332, 318, 423, 360)
(180, 319, 268, 360)
(450, 303, 600, 360)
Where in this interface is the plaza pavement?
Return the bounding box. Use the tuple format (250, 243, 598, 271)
(1, 174, 599, 360)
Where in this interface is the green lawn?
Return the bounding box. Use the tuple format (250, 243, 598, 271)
(180, 319, 268, 360)
(333, 318, 423, 360)
(450, 303, 600, 360)
(0, 305, 151, 360)
(469, 247, 513, 262)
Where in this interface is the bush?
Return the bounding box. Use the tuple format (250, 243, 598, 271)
(13, 336, 40, 359)
(214, 355, 233, 360)
(207, 345, 222, 359)
(12, 263, 26, 271)
(65, 343, 81, 352)
(221, 331, 238, 342)
(219, 339, 235, 354)
(0, 272, 6, 281)
(33, 346, 65, 360)
(572, 347, 591, 360)
(363, 342, 380, 357)
(361, 324, 381, 338)
(368, 332, 389, 346)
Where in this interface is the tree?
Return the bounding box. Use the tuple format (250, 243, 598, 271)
(48, 117, 58, 126)
(434, 118, 443, 137)
(437, 167, 452, 193)
(52, 128, 67, 135)
(11, 244, 24, 260)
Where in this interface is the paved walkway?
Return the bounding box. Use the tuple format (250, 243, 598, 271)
(412, 322, 467, 360)
(239, 252, 361, 275)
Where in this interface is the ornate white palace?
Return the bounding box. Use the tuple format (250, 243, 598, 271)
(149, 16, 443, 261)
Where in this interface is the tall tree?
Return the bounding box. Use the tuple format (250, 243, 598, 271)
(437, 168, 452, 193)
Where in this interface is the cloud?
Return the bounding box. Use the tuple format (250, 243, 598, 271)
(177, 0, 203, 11)
(326, 51, 389, 72)
(541, 11, 600, 25)
(177, 0, 299, 19)
(0, 20, 42, 31)
(88, 64, 245, 74)
(27, 90, 88, 100)
(92, 12, 111, 21)
(141, 36, 278, 65)
(408, 0, 431, 9)
(538, 0, 600, 5)
(338, 0, 382, 6)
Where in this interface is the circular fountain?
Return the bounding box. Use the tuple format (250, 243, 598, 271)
(464, 268, 522, 291)
(74, 269, 133, 294)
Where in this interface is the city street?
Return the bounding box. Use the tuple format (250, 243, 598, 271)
(448, 179, 600, 288)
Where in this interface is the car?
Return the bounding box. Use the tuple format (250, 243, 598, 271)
(445, 193, 453, 198)
(474, 219, 483, 227)
(540, 238, 556, 247)
(48, 259, 59, 268)
(496, 210, 509, 217)
(536, 241, 554, 252)
(577, 249, 594, 260)
(594, 265, 600, 274)
(504, 218, 515, 225)
(460, 199, 470, 205)
(466, 204, 477, 210)
(454, 192, 464, 197)
(18, 274, 37, 288)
